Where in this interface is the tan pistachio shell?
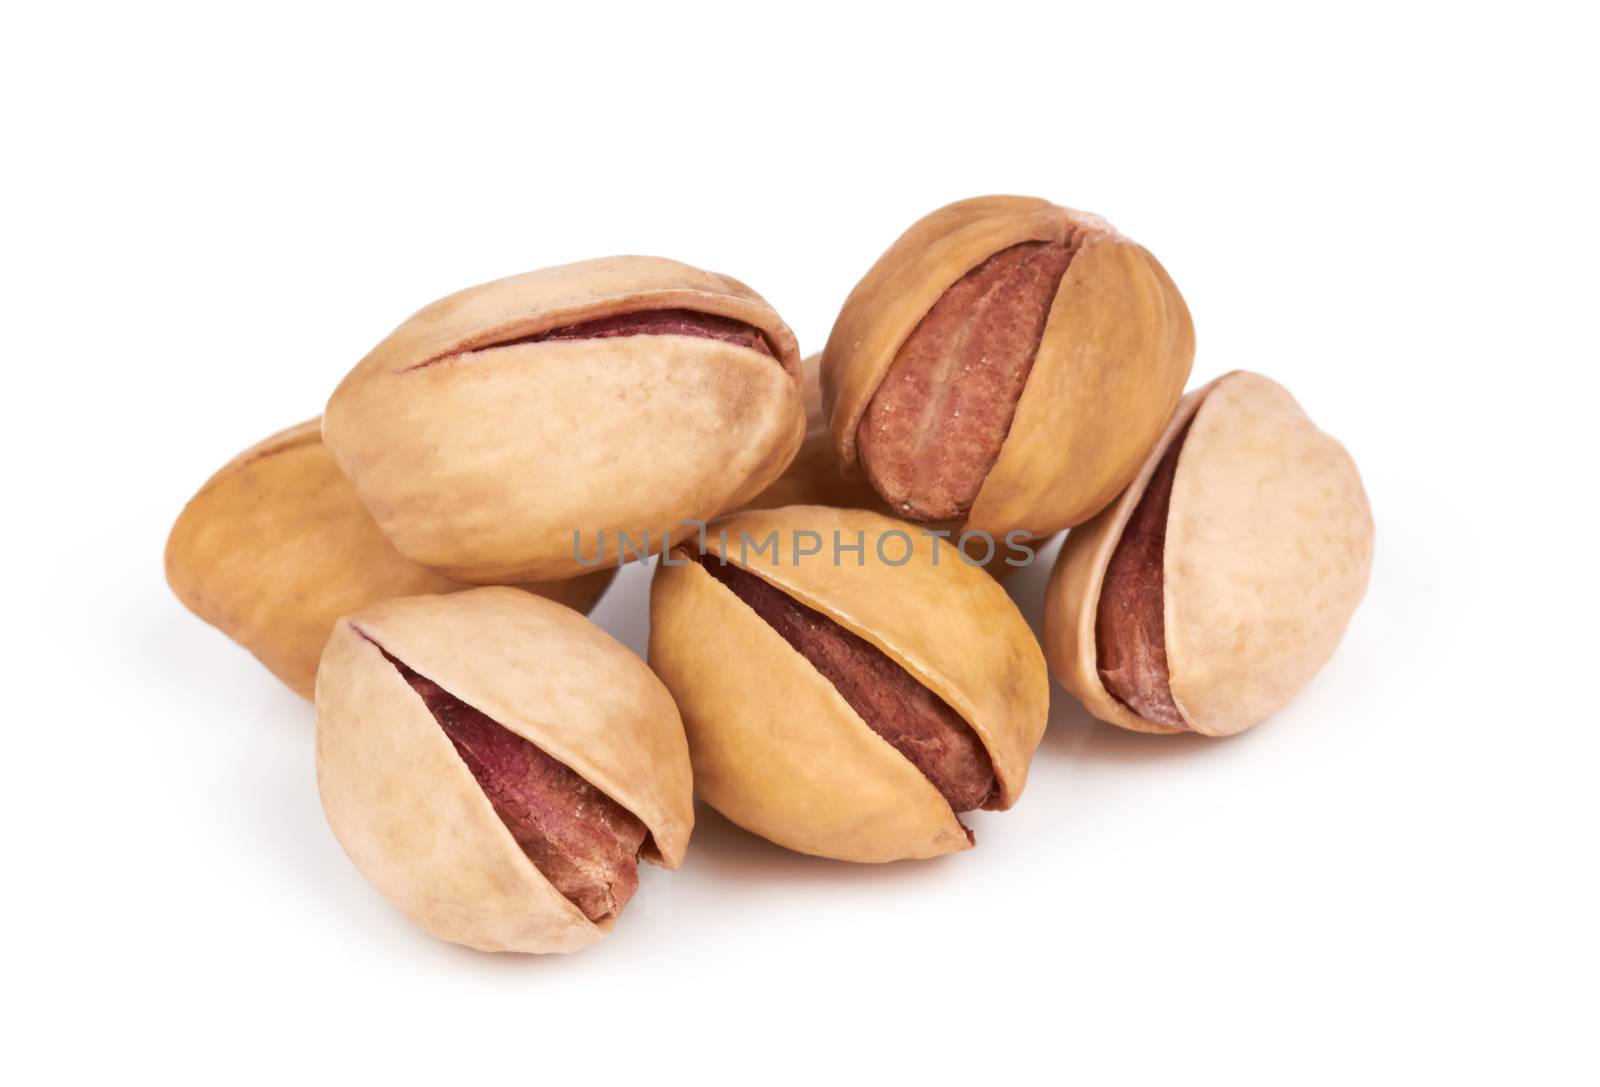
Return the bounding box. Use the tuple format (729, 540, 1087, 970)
(164, 418, 615, 700)
(1044, 371, 1374, 737)
(649, 506, 1048, 862)
(323, 256, 805, 583)
(822, 194, 1194, 536)
(737, 354, 892, 515)
(315, 587, 693, 953)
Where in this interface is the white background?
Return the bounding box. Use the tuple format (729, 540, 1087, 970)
(4, 2, 1595, 1083)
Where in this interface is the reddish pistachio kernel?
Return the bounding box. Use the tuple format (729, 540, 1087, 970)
(857, 238, 1078, 521)
(1095, 416, 1196, 729)
(384, 651, 648, 922)
(534, 308, 774, 357)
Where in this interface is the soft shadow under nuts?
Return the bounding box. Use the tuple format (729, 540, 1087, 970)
(692, 552, 996, 813)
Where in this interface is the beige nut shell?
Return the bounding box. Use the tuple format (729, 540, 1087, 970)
(649, 506, 1048, 862)
(1044, 371, 1374, 737)
(164, 418, 614, 699)
(315, 587, 693, 953)
(324, 256, 806, 583)
(822, 194, 1194, 536)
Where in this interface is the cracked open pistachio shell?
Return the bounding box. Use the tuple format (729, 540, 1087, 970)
(822, 194, 1194, 538)
(165, 419, 614, 700)
(738, 355, 891, 516)
(649, 506, 1048, 862)
(1044, 371, 1374, 737)
(323, 256, 806, 583)
(316, 587, 693, 954)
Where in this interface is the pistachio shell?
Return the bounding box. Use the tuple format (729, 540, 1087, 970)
(315, 587, 693, 953)
(822, 195, 1193, 536)
(649, 506, 1048, 861)
(737, 355, 892, 515)
(967, 236, 1194, 537)
(164, 419, 614, 700)
(1044, 371, 1374, 736)
(323, 256, 806, 583)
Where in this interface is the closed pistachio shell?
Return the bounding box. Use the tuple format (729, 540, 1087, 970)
(316, 587, 693, 953)
(823, 195, 1193, 536)
(324, 256, 806, 583)
(737, 355, 892, 515)
(164, 419, 614, 700)
(1044, 371, 1374, 736)
(649, 506, 1048, 862)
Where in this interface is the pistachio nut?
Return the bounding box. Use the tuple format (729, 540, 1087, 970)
(822, 194, 1194, 538)
(323, 256, 806, 583)
(315, 587, 693, 953)
(649, 506, 1048, 862)
(1044, 371, 1374, 736)
(738, 355, 891, 516)
(165, 419, 615, 700)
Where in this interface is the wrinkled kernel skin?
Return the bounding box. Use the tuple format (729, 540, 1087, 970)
(534, 308, 774, 357)
(1096, 417, 1195, 728)
(857, 239, 1076, 521)
(386, 654, 648, 922)
(695, 553, 995, 811)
